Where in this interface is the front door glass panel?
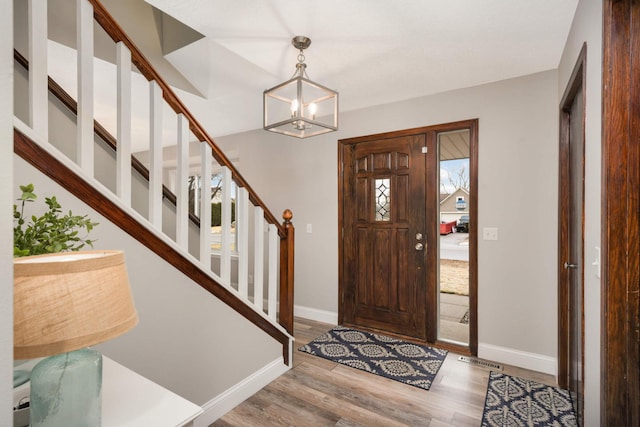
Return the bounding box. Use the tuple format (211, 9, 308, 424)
(374, 178, 391, 221)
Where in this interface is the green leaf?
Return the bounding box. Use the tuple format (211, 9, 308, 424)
(13, 184, 98, 257)
(19, 184, 34, 193)
(14, 247, 30, 257)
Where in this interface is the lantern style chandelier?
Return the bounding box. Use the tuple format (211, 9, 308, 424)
(263, 36, 339, 139)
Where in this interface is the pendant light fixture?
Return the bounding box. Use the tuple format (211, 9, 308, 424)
(263, 36, 338, 139)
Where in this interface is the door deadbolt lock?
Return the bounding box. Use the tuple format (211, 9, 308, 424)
(415, 233, 423, 240)
(564, 262, 578, 269)
(415, 242, 424, 251)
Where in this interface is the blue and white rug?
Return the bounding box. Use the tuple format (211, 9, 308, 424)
(298, 326, 447, 390)
(481, 371, 578, 426)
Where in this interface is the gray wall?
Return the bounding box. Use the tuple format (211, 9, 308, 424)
(557, 0, 603, 425)
(217, 69, 560, 365)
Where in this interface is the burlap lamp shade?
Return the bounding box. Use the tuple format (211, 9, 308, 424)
(14, 250, 138, 359)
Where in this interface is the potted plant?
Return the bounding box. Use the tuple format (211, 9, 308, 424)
(13, 183, 98, 257)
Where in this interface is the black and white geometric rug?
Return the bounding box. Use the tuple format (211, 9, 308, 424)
(298, 326, 447, 390)
(481, 371, 578, 426)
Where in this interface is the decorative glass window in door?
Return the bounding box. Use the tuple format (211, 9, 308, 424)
(375, 178, 391, 221)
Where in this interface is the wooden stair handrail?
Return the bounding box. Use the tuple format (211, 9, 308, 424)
(87, 0, 286, 238)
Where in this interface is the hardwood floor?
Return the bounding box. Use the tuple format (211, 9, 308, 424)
(212, 318, 557, 426)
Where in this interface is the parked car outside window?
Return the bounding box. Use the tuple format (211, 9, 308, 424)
(456, 215, 469, 233)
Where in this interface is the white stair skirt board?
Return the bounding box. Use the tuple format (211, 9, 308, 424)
(478, 343, 556, 377)
(295, 305, 338, 325)
(193, 357, 290, 427)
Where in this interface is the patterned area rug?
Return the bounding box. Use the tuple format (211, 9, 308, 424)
(481, 372, 578, 426)
(298, 326, 447, 390)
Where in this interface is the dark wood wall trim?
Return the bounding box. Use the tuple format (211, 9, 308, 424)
(467, 119, 479, 356)
(601, 0, 640, 424)
(557, 43, 586, 389)
(14, 129, 292, 364)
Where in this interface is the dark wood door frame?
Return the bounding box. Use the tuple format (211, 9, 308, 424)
(338, 119, 478, 355)
(601, 0, 640, 424)
(557, 42, 586, 423)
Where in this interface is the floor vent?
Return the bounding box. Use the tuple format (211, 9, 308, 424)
(458, 355, 503, 370)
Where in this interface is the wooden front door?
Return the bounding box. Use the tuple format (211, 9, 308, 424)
(339, 132, 432, 341)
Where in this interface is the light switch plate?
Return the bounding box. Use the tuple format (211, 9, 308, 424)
(483, 227, 499, 241)
(593, 246, 601, 278)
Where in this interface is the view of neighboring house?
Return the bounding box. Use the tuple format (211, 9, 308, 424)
(439, 187, 469, 224)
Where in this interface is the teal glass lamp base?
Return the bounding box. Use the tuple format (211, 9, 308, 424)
(30, 348, 103, 427)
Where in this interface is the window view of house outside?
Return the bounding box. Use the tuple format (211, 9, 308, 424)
(438, 134, 470, 345)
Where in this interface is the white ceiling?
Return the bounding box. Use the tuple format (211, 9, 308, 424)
(140, 0, 578, 139)
(35, 0, 579, 143)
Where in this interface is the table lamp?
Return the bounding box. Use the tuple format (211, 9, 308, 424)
(14, 250, 138, 427)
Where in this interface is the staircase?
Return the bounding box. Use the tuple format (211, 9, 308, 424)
(12, 0, 294, 421)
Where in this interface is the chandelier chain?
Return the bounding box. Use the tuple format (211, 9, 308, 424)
(291, 49, 309, 79)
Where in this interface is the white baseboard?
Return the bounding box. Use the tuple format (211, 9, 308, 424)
(193, 357, 289, 427)
(294, 305, 338, 325)
(478, 343, 556, 376)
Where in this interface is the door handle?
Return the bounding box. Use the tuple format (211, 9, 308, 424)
(415, 243, 424, 251)
(564, 262, 578, 269)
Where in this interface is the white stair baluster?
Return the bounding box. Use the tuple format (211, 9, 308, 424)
(237, 187, 249, 298)
(220, 167, 232, 284)
(116, 42, 132, 207)
(253, 206, 264, 312)
(268, 223, 278, 320)
(28, 0, 48, 140)
(176, 114, 189, 250)
(149, 81, 163, 229)
(77, 0, 94, 176)
(199, 144, 212, 270)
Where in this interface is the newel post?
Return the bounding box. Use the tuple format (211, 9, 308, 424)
(279, 209, 295, 335)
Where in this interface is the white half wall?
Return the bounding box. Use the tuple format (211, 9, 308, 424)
(216, 70, 560, 371)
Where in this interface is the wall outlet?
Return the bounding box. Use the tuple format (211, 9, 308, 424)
(483, 227, 499, 241)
